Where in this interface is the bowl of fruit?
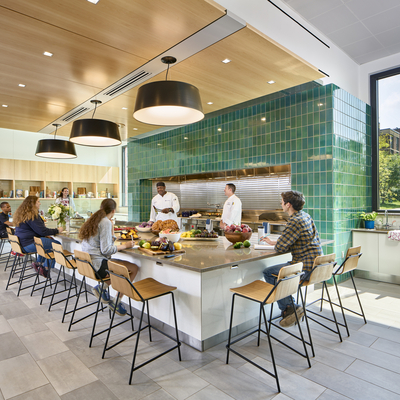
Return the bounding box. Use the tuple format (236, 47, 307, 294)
(136, 221, 153, 232)
(224, 224, 252, 244)
(159, 229, 181, 243)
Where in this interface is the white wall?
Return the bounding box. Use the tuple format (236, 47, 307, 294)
(0, 127, 120, 167)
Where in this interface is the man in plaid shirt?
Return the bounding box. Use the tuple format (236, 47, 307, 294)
(261, 190, 322, 327)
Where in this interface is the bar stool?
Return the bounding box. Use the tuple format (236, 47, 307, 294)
(297, 253, 340, 357)
(3, 227, 15, 271)
(33, 237, 71, 306)
(320, 246, 365, 336)
(69, 250, 109, 347)
(226, 262, 309, 393)
(103, 261, 181, 385)
(51, 242, 79, 322)
(6, 234, 37, 296)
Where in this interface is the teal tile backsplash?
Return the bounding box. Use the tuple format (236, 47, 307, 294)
(128, 83, 371, 266)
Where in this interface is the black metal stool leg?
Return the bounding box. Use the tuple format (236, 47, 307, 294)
(129, 302, 146, 385)
(226, 294, 236, 365)
(323, 281, 342, 342)
(171, 292, 181, 361)
(350, 272, 367, 324)
(333, 275, 350, 336)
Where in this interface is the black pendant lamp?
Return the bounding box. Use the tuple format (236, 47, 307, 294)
(69, 100, 121, 147)
(35, 124, 77, 159)
(133, 56, 204, 126)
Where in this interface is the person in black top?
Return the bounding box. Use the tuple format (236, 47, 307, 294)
(0, 202, 12, 238)
(14, 196, 63, 270)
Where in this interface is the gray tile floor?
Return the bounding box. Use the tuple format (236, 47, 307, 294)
(1, 249, 400, 400)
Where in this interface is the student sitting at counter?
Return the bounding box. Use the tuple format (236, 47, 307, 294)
(261, 190, 322, 327)
(14, 196, 63, 274)
(79, 198, 138, 316)
(0, 201, 13, 238)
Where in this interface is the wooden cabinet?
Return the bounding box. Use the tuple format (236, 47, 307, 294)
(14, 160, 31, 180)
(0, 159, 14, 179)
(0, 158, 119, 201)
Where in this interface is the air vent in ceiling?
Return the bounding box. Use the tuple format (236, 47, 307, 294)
(61, 107, 90, 122)
(104, 70, 151, 97)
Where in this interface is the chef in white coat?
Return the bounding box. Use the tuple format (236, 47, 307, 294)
(149, 182, 180, 223)
(220, 183, 242, 229)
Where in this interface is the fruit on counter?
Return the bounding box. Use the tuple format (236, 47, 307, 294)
(139, 239, 146, 247)
(181, 229, 218, 238)
(143, 242, 151, 249)
(243, 240, 251, 248)
(168, 241, 175, 252)
(233, 241, 243, 249)
(174, 242, 182, 250)
(138, 221, 153, 228)
(224, 224, 252, 233)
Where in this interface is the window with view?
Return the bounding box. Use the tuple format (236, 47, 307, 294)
(371, 67, 400, 211)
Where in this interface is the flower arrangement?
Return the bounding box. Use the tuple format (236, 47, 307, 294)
(47, 204, 71, 226)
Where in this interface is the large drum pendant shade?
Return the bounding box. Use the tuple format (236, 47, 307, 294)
(134, 80, 204, 126)
(35, 138, 77, 159)
(69, 119, 121, 147)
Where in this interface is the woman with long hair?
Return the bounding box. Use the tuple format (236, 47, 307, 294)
(79, 198, 138, 316)
(14, 196, 63, 273)
(55, 187, 75, 212)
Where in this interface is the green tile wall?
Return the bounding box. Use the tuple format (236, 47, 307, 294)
(128, 83, 371, 267)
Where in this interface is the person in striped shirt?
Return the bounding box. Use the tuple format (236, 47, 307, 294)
(261, 190, 322, 327)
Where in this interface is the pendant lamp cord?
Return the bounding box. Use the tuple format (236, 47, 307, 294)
(92, 101, 98, 118)
(165, 63, 171, 81)
(53, 125, 58, 139)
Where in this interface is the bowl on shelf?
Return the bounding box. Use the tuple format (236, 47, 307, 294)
(224, 231, 252, 244)
(136, 226, 152, 233)
(158, 232, 181, 242)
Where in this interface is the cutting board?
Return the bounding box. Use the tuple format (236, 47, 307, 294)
(138, 247, 185, 256)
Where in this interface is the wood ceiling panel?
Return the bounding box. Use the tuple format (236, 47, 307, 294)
(0, 0, 224, 59)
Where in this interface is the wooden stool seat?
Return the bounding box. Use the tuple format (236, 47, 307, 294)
(320, 246, 366, 337)
(226, 262, 310, 393)
(69, 249, 110, 347)
(6, 233, 36, 295)
(102, 261, 181, 385)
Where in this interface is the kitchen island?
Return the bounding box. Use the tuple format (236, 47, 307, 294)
(57, 231, 332, 351)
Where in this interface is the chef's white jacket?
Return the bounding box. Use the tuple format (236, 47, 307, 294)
(149, 192, 180, 223)
(221, 194, 242, 226)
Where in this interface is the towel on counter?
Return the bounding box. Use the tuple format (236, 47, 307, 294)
(254, 244, 275, 250)
(388, 230, 400, 241)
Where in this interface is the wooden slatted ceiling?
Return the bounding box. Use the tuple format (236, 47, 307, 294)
(0, 0, 324, 138)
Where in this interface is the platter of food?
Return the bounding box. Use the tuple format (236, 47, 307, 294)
(180, 229, 219, 241)
(116, 228, 140, 240)
(136, 221, 153, 232)
(138, 237, 184, 255)
(151, 219, 179, 234)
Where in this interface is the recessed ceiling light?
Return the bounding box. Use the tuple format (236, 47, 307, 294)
(184, 137, 188, 140)
(222, 59, 231, 64)
(318, 103, 324, 107)
(122, 107, 128, 110)
(87, 0, 100, 3)
(267, 80, 275, 84)
(261, 117, 266, 121)
(207, 102, 213, 105)
(18, 84, 26, 87)
(217, 128, 222, 132)
(2, 104, 8, 107)
(157, 143, 161, 146)
(133, 128, 138, 130)
(43, 51, 53, 57)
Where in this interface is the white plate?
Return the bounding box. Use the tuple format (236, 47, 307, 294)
(136, 226, 152, 232)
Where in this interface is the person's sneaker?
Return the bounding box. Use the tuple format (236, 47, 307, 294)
(279, 305, 304, 328)
(92, 285, 110, 303)
(30, 262, 41, 273)
(108, 300, 127, 316)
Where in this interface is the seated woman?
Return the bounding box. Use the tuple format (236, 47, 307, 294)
(79, 198, 138, 316)
(14, 196, 63, 274)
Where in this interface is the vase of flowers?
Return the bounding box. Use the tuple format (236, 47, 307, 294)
(47, 204, 71, 228)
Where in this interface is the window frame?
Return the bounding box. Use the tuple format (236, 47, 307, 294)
(370, 66, 400, 212)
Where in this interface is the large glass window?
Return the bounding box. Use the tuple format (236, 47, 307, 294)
(121, 145, 128, 206)
(371, 67, 400, 211)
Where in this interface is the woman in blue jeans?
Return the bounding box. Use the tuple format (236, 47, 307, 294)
(14, 196, 63, 273)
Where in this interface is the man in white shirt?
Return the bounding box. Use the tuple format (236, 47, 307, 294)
(220, 183, 242, 229)
(149, 182, 180, 223)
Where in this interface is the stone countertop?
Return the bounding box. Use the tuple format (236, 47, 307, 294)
(59, 231, 333, 274)
(352, 228, 397, 234)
